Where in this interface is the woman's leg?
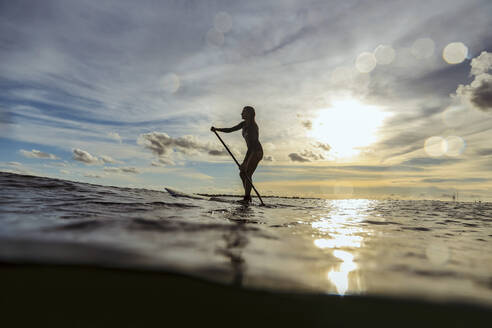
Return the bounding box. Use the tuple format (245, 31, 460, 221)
(242, 151, 262, 201)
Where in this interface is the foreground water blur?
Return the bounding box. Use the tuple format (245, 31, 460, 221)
(1, 172, 491, 306)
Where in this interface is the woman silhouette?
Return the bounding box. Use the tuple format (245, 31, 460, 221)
(211, 106, 263, 203)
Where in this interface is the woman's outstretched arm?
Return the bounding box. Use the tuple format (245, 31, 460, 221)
(211, 121, 244, 133)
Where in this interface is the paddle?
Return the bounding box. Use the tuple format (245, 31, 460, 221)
(213, 130, 265, 206)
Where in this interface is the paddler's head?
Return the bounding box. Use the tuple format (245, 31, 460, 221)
(242, 106, 255, 121)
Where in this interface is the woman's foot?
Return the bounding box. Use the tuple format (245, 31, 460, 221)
(238, 196, 252, 204)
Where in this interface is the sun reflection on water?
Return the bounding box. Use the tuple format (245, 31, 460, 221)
(328, 250, 358, 295)
(312, 199, 372, 295)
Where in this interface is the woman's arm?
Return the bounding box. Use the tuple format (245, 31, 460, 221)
(211, 121, 244, 133)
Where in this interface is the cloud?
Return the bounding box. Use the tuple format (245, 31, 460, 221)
(264, 155, 274, 161)
(7, 162, 22, 166)
(72, 149, 122, 165)
(301, 120, 312, 129)
(315, 142, 331, 152)
(476, 148, 492, 156)
(72, 149, 101, 165)
(469, 80, 492, 111)
(152, 157, 175, 166)
(20, 149, 59, 160)
(138, 132, 226, 162)
(104, 167, 139, 174)
(471, 51, 492, 76)
(108, 132, 122, 143)
(121, 167, 139, 174)
(84, 173, 102, 178)
(422, 178, 488, 183)
(100, 155, 123, 164)
(455, 51, 492, 113)
(338, 165, 423, 172)
(290, 145, 329, 162)
(300, 149, 324, 160)
(400, 157, 462, 167)
(151, 157, 176, 166)
(208, 149, 228, 156)
(289, 153, 310, 162)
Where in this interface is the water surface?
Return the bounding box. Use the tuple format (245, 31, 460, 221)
(1, 172, 491, 307)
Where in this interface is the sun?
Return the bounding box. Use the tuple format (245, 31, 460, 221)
(308, 99, 389, 159)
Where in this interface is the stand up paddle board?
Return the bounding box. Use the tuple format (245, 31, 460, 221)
(165, 187, 254, 205)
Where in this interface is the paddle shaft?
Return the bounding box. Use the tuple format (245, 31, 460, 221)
(213, 130, 265, 206)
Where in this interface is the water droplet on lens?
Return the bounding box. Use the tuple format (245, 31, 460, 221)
(426, 242, 449, 265)
(355, 52, 377, 73)
(411, 38, 435, 59)
(424, 136, 447, 157)
(443, 42, 468, 64)
(214, 12, 232, 33)
(374, 45, 395, 65)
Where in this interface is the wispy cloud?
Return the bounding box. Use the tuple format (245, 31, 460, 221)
(138, 132, 228, 164)
(7, 162, 22, 166)
(289, 153, 310, 162)
(20, 149, 59, 160)
(107, 132, 122, 143)
(476, 148, 492, 156)
(84, 173, 102, 178)
(421, 178, 489, 183)
(72, 149, 123, 166)
(104, 167, 139, 174)
(400, 157, 462, 167)
(72, 149, 101, 165)
(100, 155, 123, 165)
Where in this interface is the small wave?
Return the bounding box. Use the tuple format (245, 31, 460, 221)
(364, 220, 401, 225)
(85, 200, 197, 209)
(269, 222, 301, 228)
(129, 218, 259, 233)
(413, 269, 461, 278)
(401, 226, 431, 231)
(44, 220, 105, 231)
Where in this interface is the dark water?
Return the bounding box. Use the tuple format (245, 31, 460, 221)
(1, 171, 491, 306)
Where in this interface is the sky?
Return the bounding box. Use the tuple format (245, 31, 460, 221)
(1, 0, 492, 200)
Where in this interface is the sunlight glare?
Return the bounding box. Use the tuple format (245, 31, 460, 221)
(314, 236, 362, 248)
(327, 250, 357, 295)
(308, 99, 389, 159)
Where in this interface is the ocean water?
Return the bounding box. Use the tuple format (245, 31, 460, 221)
(1, 171, 491, 307)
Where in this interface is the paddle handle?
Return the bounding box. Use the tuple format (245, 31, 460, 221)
(213, 130, 265, 206)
